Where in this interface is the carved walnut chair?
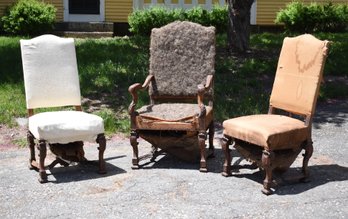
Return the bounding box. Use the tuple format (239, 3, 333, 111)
(128, 21, 216, 172)
(20, 35, 106, 183)
(221, 34, 330, 195)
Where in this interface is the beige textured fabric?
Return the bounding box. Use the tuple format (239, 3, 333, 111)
(223, 115, 309, 150)
(20, 34, 81, 109)
(29, 111, 104, 144)
(270, 34, 329, 116)
(149, 21, 215, 98)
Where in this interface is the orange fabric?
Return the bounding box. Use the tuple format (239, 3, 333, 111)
(270, 34, 329, 116)
(223, 114, 309, 150)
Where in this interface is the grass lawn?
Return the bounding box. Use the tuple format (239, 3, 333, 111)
(0, 33, 347, 135)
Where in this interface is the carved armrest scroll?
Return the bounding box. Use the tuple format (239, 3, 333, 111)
(128, 75, 154, 115)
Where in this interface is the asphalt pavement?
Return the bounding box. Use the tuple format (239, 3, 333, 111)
(0, 100, 347, 219)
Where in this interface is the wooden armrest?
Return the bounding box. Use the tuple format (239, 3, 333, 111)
(128, 75, 154, 115)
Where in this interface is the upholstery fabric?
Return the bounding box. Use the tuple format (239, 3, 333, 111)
(223, 114, 309, 150)
(149, 21, 215, 98)
(29, 111, 104, 144)
(20, 34, 81, 109)
(270, 34, 329, 116)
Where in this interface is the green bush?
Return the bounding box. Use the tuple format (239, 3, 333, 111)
(275, 1, 348, 33)
(128, 5, 228, 35)
(1, 0, 56, 36)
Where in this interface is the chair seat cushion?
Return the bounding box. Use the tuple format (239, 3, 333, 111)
(223, 114, 309, 150)
(136, 103, 213, 130)
(29, 111, 104, 144)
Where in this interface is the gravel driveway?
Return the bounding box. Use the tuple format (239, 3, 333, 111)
(0, 100, 347, 219)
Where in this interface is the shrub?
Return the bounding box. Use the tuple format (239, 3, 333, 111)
(1, 0, 56, 36)
(275, 1, 348, 33)
(128, 5, 228, 35)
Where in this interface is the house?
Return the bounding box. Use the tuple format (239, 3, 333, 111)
(1, 0, 347, 28)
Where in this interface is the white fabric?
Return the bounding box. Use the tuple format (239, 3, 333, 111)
(20, 34, 81, 109)
(29, 111, 104, 144)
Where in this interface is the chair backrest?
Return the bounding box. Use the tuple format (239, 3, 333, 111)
(148, 21, 215, 100)
(20, 34, 81, 109)
(270, 34, 329, 116)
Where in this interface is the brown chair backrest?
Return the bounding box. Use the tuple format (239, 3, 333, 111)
(270, 34, 330, 116)
(148, 21, 216, 101)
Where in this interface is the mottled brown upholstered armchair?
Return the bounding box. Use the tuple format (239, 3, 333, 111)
(20, 35, 106, 183)
(221, 34, 330, 195)
(128, 21, 216, 172)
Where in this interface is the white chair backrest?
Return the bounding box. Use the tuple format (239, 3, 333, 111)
(20, 34, 81, 109)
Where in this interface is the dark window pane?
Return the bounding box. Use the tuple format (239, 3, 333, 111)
(69, 0, 100, 15)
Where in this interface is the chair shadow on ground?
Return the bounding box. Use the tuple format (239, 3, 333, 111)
(314, 100, 348, 129)
(44, 155, 126, 184)
(137, 144, 225, 174)
(228, 148, 348, 195)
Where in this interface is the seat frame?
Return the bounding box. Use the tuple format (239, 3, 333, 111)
(221, 107, 313, 195)
(128, 74, 215, 172)
(27, 104, 106, 183)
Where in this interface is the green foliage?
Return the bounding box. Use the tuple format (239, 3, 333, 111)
(275, 1, 348, 33)
(1, 0, 56, 36)
(128, 5, 228, 35)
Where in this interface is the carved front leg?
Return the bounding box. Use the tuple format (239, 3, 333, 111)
(221, 135, 232, 177)
(27, 131, 37, 170)
(130, 130, 139, 169)
(97, 134, 107, 174)
(261, 149, 274, 195)
(38, 140, 48, 183)
(198, 132, 207, 172)
(301, 139, 313, 182)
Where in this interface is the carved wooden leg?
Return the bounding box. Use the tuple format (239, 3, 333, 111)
(27, 131, 37, 170)
(261, 149, 274, 195)
(301, 139, 313, 182)
(221, 135, 232, 177)
(208, 121, 215, 157)
(97, 134, 107, 174)
(198, 132, 207, 172)
(38, 140, 48, 183)
(130, 130, 139, 169)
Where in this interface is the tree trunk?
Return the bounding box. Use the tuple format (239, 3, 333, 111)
(227, 0, 254, 54)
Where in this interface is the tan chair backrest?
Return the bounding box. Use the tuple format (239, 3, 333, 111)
(20, 34, 81, 109)
(149, 21, 215, 99)
(270, 34, 329, 116)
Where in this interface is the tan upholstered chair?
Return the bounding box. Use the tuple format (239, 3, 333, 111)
(221, 34, 330, 195)
(20, 35, 106, 183)
(128, 21, 216, 171)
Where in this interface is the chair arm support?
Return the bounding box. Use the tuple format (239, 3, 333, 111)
(197, 74, 214, 118)
(128, 75, 154, 115)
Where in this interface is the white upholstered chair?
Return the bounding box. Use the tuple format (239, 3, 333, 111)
(20, 35, 106, 183)
(221, 34, 330, 195)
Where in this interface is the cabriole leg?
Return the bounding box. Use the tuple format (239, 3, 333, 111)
(97, 134, 107, 174)
(261, 149, 274, 195)
(38, 140, 48, 183)
(130, 130, 139, 169)
(198, 132, 207, 172)
(301, 139, 313, 182)
(221, 135, 232, 177)
(27, 131, 36, 169)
